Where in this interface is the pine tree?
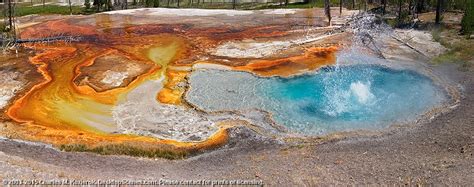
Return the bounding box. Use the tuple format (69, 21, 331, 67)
(461, 0, 474, 37)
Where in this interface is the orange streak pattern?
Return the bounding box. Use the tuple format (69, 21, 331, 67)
(3, 18, 338, 157)
(234, 46, 339, 77)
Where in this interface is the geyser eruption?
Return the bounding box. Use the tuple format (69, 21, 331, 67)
(350, 81, 374, 104)
(187, 65, 446, 135)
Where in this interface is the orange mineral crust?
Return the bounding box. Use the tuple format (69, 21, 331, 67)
(3, 15, 344, 157)
(6, 33, 228, 155)
(234, 46, 339, 77)
(19, 19, 98, 39)
(2, 121, 229, 158)
(157, 70, 189, 105)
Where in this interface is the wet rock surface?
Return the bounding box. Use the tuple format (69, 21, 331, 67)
(74, 53, 153, 92)
(0, 69, 472, 184)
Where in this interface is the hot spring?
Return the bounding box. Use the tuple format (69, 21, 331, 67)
(186, 64, 446, 135)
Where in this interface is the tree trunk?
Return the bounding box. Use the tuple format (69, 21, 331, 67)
(177, 0, 180, 7)
(96, 0, 100, 11)
(7, 0, 14, 31)
(398, 0, 402, 24)
(68, 0, 72, 14)
(416, 0, 424, 13)
(435, 0, 442, 24)
(325, 0, 332, 26)
(408, 0, 412, 15)
(340, 0, 343, 15)
(382, 0, 386, 15)
(233, 0, 236, 9)
(352, 0, 355, 9)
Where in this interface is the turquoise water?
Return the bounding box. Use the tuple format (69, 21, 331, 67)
(187, 65, 446, 135)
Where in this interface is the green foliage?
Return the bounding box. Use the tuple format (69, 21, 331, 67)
(153, 0, 160, 7)
(397, 9, 411, 27)
(432, 28, 473, 71)
(84, 0, 91, 9)
(5, 5, 84, 18)
(431, 27, 442, 42)
(145, 0, 153, 7)
(0, 23, 8, 32)
(446, 0, 467, 10)
(461, 0, 474, 36)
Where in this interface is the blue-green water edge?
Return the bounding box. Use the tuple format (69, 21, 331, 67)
(187, 65, 446, 135)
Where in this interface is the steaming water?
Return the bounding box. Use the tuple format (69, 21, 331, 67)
(186, 65, 446, 135)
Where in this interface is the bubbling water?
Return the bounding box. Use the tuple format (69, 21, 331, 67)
(323, 80, 375, 117)
(350, 81, 374, 104)
(186, 64, 446, 135)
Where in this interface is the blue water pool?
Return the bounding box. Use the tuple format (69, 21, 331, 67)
(186, 65, 446, 135)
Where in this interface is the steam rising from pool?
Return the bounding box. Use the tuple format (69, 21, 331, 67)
(186, 65, 446, 135)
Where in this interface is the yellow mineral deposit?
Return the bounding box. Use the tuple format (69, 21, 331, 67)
(4, 17, 338, 157)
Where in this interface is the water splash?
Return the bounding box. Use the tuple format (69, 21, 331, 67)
(344, 13, 393, 59)
(187, 64, 446, 135)
(350, 81, 374, 104)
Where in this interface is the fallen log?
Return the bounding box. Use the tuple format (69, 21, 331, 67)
(15, 36, 82, 44)
(391, 35, 429, 58)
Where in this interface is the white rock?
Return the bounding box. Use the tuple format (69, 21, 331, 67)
(101, 70, 129, 87)
(0, 71, 25, 109)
